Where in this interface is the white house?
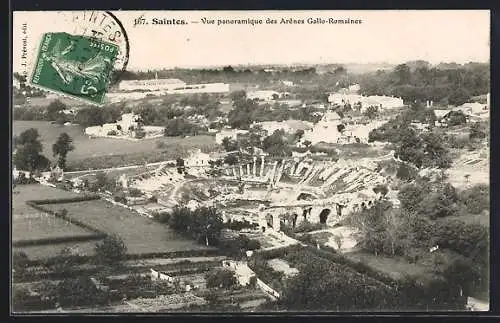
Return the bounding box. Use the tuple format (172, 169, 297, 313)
(247, 90, 290, 102)
(328, 93, 403, 111)
(303, 111, 344, 145)
(85, 113, 142, 137)
(119, 78, 186, 92)
(256, 120, 314, 136)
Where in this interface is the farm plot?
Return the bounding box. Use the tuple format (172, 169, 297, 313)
(12, 184, 82, 216)
(13, 216, 95, 243)
(41, 199, 210, 255)
(13, 240, 98, 260)
(14, 121, 217, 170)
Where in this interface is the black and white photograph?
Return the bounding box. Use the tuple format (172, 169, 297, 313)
(11, 10, 490, 313)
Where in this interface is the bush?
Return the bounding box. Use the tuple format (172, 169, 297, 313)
(152, 211, 170, 223)
(459, 184, 489, 214)
(94, 234, 128, 265)
(205, 268, 237, 289)
(128, 187, 143, 197)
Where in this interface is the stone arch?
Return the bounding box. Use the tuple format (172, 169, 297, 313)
(336, 203, 346, 217)
(292, 213, 299, 228)
(319, 208, 331, 224)
(265, 214, 274, 229)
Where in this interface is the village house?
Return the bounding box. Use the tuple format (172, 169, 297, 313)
(255, 120, 314, 136)
(247, 90, 291, 102)
(328, 93, 404, 112)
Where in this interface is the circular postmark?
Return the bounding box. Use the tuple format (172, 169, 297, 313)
(70, 11, 130, 87)
(32, 11, 130, 104)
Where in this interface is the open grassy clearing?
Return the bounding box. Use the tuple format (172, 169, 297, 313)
(13, 216, 94, 243)
(12, 185, 82, 216)
(12, 185, 95, 243)
(13, 241, 99, 260)
(14, 121, 218, 170)
(344, 251, 431, 282)
(41, 199, 210, 255)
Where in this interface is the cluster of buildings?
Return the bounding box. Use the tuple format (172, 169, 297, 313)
(118, 76, 230, 95)
(247, 90, 291, 102)
(84, 113, 164, 139)
(328, 93, 404, 112)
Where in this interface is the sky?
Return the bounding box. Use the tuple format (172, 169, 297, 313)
(12, 10, 490, 72)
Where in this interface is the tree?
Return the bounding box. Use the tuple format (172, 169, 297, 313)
(459, 184, 489, 214)
(469, 122, 487, 141)
(94, 234, 127, 265)
(168, 206, 224, 246)
(75, 106, 106, 128)
(13, 128, 50, 172)
(56, 276, 108, 307)
(394, 128, 425, 168)
(52, 133, 75, 170)
(221, 137, 240, 152)
(136, 105, 157, 125)
(46, 99, 67, 121)
(176, 158, 185, 174)
(364, 106, 379, 119)
(446, 111, 467, 127)
(262, 130, 291, 157)
(281, 255, 395, 311)
(206, 269, 237, 289)
(421, 132, 452, 169)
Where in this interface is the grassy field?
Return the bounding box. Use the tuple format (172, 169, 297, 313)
(14, 241, 98, 260)
(13, 121, 218, 170)
(12, 184, 82, 216)
(41, 199, 210, 255)
(12, 216, 94, 243)
(12, 185, 98, 254)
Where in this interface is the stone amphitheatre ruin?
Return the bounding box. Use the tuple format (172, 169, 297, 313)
(127, 150, 399, 235)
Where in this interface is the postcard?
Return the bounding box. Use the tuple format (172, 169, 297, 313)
(11, 10, 490, 313)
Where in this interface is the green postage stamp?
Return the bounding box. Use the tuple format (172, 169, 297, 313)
(29, 32, 119, 105)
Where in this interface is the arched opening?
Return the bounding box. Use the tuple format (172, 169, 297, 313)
(302, 208, 308, 221)
(319, 209, 331, 224)
(266, 214, 274, 229)
(292, 213, 298, 228)
(336, 204, 345, 217)
(361, 202, 366, 210)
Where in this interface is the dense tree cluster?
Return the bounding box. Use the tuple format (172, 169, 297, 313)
(94, 234, 128, 266)
(168, 206, 224, 246)
(52, 133, 75, 170)
(163, 118, 207, 137)
(227, 91, 322, 130)
(358, 62, 489, 105)
(13, 128, 50, 172)
(205, 269, 237, 289)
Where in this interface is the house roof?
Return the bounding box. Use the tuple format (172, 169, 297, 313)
(433, 109, 452, 119)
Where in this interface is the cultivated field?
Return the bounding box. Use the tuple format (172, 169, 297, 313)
(12, 185, 99, 256)
(12, 184, 82, 216)
(41, 199, 210, 255)
(14, 241, 98, 260)
(12, 216, 94, 243)
(13, 121, 218, 170)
